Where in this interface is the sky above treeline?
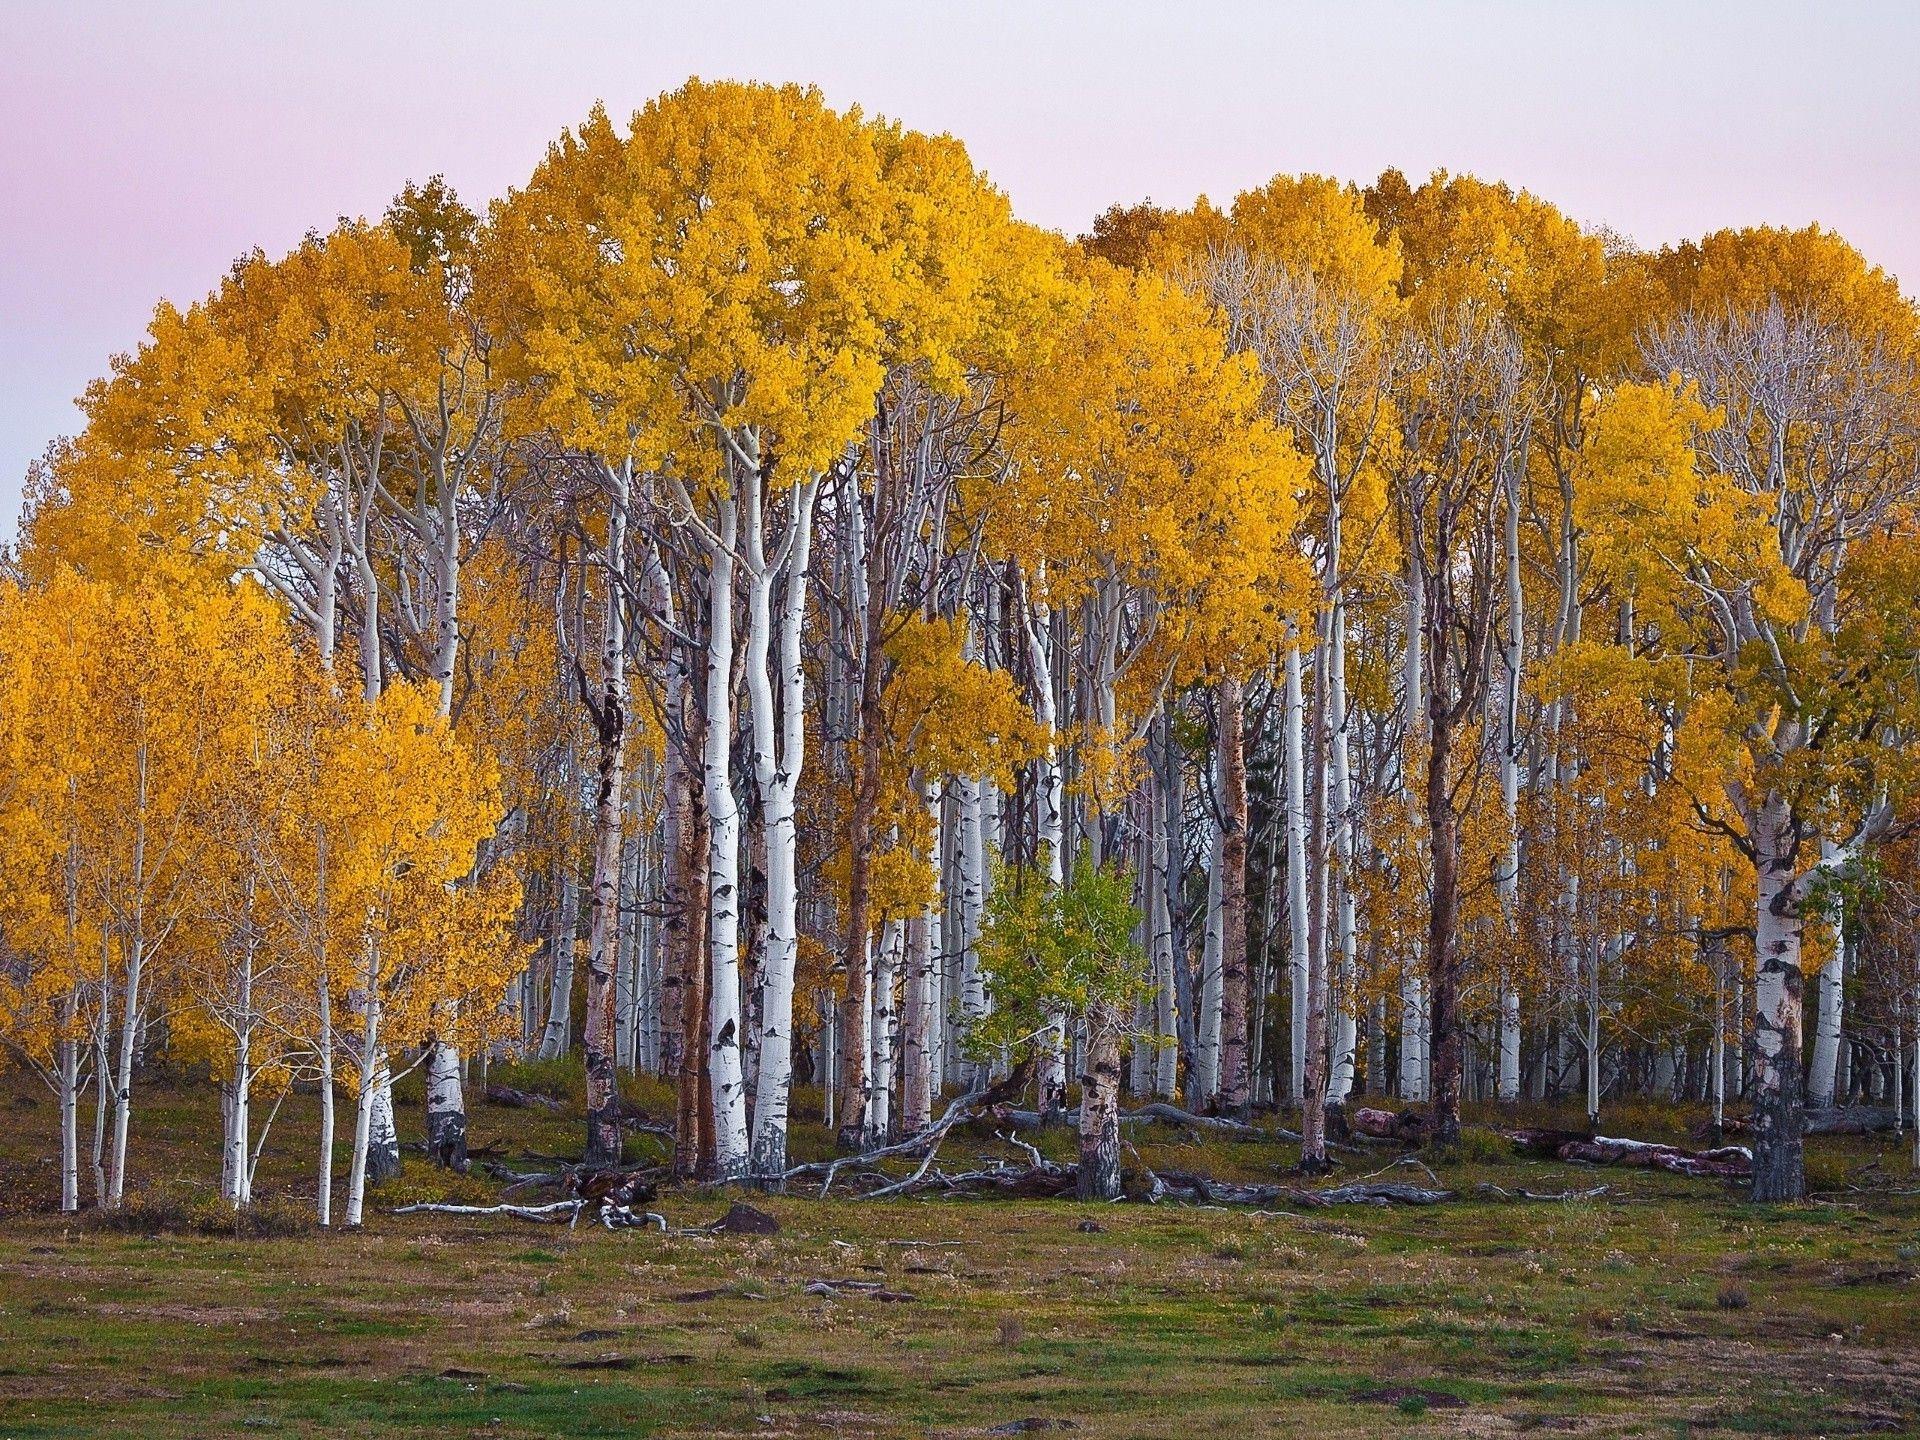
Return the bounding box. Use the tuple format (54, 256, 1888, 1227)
(4, 0, 1917, 537)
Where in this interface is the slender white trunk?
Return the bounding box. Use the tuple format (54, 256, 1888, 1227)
(538, 869, 579, 1058)
(1498, 989, 1521, 1104)
(1328, 600, 1357, 1104)
(317, 966, 335, 1227)
(57, 988, 80, 1212)
(616, 817, 643, 1069)
(1194, 809, 1224, 1104)
(1146, 757, 1177, 1098)
(1400, 975, 1429, 1101)
(1808, 860, 1845, 1109)
(345, 933, 382, 1228)
(1024, 592, 1067, 1114)
(354, 525, 381, 704)
(924, 782, 948, 1091)
(1750, 794, 1807, 1201)
(366, 1062, 399, 1182)
(107, 940, 144, 1210)
(424, 1038, 466, 1165)
(1129, 812, 1153, 1097)
(90, 941, 109, 1207)
(903, 906, 934, 1132)
(223, 917, 254, 1206)
(1398, 564, 1429, 1104)
(1711, 941, 1726, 1135)
(1496, 462, 1525, 1102)
(1283, 633, 1309, 1100)
(1587, 938, 1608, 1124)
(423, 458, 470, 1154)
(955, 772, 987, 1085)
(869, 920, 901, 1140)
(747, 476, 816, 1177)
(703, 499, 749, 1178)
(582, 461, 634, 1166)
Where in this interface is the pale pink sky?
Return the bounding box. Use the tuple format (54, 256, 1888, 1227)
(5, 1, 1917, 535)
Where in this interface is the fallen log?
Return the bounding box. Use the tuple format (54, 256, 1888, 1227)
(1504, 1127, 1595, 1158)
(916, 1162, 1085, 1199)
(994, 1102, 1300, 1142)
(484, 1084, 564, 1111)
(1509, 1130, 1751, 1178)
(1154, 1170, 1455, 1208)
(1711, 1106, 1900, 1138)
(1475, 1182, 1612, 1202)
(391, 1197, 668, 1230)
(1805, 1105, 1899, 1136)
(803, 1278, 918, 1302)
(782, 1083, 995, 1196)
(1349, 1107, 1430, 1144)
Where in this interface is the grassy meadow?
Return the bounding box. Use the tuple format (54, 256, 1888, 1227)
(2, 1068, 1918, 1438)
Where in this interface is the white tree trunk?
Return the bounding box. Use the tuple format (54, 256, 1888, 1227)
(703, 501, 750, 1179)
(1399, 554, 1430, 1105)
(1496, 462, 1525, 1103)
(924, 786, 948, 1091)
(902, 905, 934, 1133)
(424, 1040, 466, 1167)
(422, 458, 469, 1165)
(1328, 599, 1357, 1104)
(1750, 794, 1808, 1201)
(869, 919, 901, 1141)
(616, 810, 646, 1070)
(955, 771, 987, 1087)
(1283, 633, 1310, 1101)
(1807, 865, 1845, 1109)
(1400, 974, 1429, 1101)
(222, 927, 254, 1207)
(1024, 594, 1068, 1114)
(344, 933, 382, 1228)
(317, 967, 335, 1228)
(1193, 809, 1224, 1105)
(1498, 988, 1521, 1104)
(1151, 777, 1179, 1099)
(747, 476, 817, 1178)
(106, 939, 145, 1210)
(366, 1062, 399, 1182)
(58, 1029, 79, 1213)
(583, 462, 636, 1166)
(538, 869, 579, 1059)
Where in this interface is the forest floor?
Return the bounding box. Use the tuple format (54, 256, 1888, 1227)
(3, 1067, 1919, 1439)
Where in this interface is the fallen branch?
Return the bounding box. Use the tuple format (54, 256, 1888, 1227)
(1349, 1107, 1430, 1144)
(995, 1101, 1293, 1141)
(484, 1085, 564, 1111)
(391, 1196, 668, 1231)
(1506, 1129, 1751, 1178)
(393, 1199, 583, 1223)
(1711, 1106, 1900, 1138)
(783, 1083, 995, 1196)
(1152, 1170, 1455, 1207)
(803, 1277, 918, 1302)
(1565, 1135, 1751, 1177)
(1475, 1182, 1612, 1202)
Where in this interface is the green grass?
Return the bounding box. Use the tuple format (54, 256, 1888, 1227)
(3, 1068, 1920, 1437)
